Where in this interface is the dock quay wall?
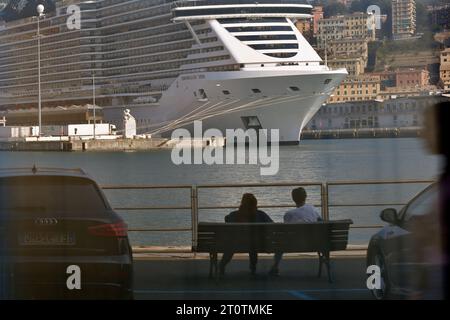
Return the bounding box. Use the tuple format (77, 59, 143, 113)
(0, 138, 170, 152)
(301, 127, 422, 140)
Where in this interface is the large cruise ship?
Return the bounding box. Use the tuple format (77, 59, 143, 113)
(0, 0, 347, 143)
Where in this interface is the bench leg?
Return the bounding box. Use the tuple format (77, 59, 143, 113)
(209, 253, 218, 280)
(326, 253, 333, 283)
(317, 252, 323, 278)
(318, 252, 333, 283)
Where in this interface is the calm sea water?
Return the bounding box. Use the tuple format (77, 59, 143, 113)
(0, 138, 442, 246)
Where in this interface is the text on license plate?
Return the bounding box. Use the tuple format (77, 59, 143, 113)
(19, 232, 76, 246)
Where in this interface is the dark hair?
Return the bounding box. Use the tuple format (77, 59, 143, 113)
(433, 102, 450, 159)
(292, 187, 307, 205)
(427, 101, 450, 176)
(237, 193, 258, 222)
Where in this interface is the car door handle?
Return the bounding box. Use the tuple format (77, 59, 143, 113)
(387, 231, 395, 236)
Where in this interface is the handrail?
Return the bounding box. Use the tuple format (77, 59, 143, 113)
(174, 0, 312, 8)
(101, 179, 435, 249)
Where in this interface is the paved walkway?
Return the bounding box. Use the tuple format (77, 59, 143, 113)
(133, 255, 373, 300)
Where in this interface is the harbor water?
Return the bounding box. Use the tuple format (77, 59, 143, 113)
(0, 138, 442, 247)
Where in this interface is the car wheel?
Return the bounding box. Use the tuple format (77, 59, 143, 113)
(368, 249, 391, 300)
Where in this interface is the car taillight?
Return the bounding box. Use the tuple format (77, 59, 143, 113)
(88, 221, 128, 237)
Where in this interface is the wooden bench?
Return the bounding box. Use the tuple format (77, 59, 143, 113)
(194, 219, 353, 282)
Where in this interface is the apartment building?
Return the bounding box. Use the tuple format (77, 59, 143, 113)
(327, 75, 381, 103)
(392, 0, 416, 40)
(440, 48, 450, 92)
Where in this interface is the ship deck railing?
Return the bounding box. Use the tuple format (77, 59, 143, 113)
(173, 0, 312, 8)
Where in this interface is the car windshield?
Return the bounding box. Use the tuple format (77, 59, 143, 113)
(402, 184, 438, 221)
(0, 175, 107, 215)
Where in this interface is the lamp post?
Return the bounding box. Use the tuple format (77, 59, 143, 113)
(36, 4, 45, 137)
(92, 72, 97, 140)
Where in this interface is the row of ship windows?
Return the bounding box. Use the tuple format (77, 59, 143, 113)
(173, 7, 311, 17)
(0, 55, 230, 86)
(0, 46, 211, 76)
(104, 34, 197, 53)
(103, 22, 207, 45)
(218, 17, 287, 24)
(0, 44, 199, 71)
(236, 34, 297, 41)
(100, 6, 172, 27)
(103, 24, 187, 44)
(264, 52, 297, 58)
(0, 64, 237, 94)
(227, 26, 293, 32)
(99, 0, 170, 18)
(195, 85, 302, 99)
(100, 15, 180, 37)
(0, 37, 218, 66)
(0, 56, 232, 85)
(102, 55, 231, 76)
(0, 9, 170, 42)
(0, 17, 179, 50)
(103, 47, 225, 68)
(1, 20, 204, 57)
(105, 37, 218, 60)
(249, 43, 299, 50)
(178, 0, 307, 5)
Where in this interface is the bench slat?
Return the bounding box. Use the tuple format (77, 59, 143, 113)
(195, 220, 353, 253)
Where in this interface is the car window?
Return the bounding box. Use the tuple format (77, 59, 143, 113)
(0, 176, 108, 216)
(402, 185, 438, 222)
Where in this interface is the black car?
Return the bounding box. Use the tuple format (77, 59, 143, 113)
(0, 167, 133, 299)
(366, 183, 443, 300)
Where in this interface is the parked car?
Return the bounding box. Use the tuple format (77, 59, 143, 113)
(0, 167, 133, 299)
(367, 183, 443, 300)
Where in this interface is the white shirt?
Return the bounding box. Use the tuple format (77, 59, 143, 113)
(284, 204, 321, 223)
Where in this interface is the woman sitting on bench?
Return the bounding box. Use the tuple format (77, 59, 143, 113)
(219, 193, 273, 276)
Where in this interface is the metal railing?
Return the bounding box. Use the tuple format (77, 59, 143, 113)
(174, 0, 312, 8)
(101, 179, 435, 251)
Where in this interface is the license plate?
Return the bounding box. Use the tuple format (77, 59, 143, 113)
(19, 231, 76, 246)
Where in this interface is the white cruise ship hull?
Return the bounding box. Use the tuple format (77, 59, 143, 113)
(105, 68, 347, 143)
(1, 0, 348, 144)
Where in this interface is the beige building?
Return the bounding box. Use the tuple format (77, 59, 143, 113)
(317, 12, 376, 49)
(326, 39, 369, 75)
(328, 57, 366, 76)
(327, 75, 381, 103)
(328, 38, 369, 57)
(440, 48, 450, 93)
(295, 19, 313, 42)
(392, 0, 416, 40)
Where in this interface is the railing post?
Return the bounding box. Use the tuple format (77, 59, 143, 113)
(321, 183, 330, 221)
(191, 185, 199, 252)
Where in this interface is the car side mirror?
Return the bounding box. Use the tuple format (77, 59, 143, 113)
(380, 208, 399, 224)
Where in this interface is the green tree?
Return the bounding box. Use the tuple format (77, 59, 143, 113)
(323, 1, 349, 18)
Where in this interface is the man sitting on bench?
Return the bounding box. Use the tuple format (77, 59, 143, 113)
(269, 187, 322, 276)
(219, 193, 273, 276)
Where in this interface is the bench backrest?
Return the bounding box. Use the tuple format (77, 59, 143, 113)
(195, 220, 353, 253)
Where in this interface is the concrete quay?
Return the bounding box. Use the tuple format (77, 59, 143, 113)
(0, 138, 170, 152)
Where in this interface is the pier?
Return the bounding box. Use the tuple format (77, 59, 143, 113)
(301, 127, 422, 140)
(0, 138, 170, 152)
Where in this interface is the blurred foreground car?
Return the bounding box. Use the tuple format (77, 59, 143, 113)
(0, 167, 133, 299)
(367, 183, 443, 300)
